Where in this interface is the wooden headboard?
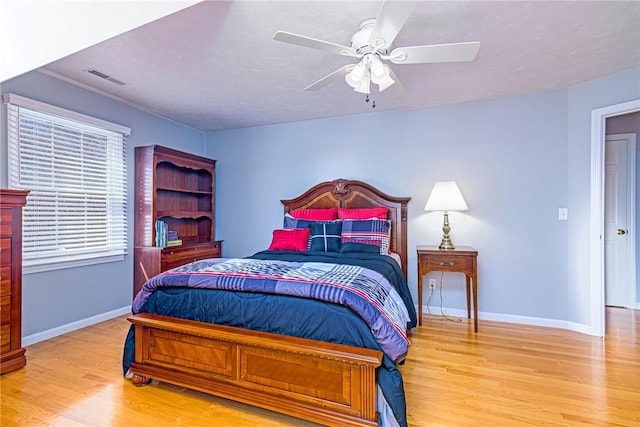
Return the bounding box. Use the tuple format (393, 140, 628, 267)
(281, 179, 411, 278)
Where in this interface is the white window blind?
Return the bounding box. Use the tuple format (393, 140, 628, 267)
(4, 93, 129, 272)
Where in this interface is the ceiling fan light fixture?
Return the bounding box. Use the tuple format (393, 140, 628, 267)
(370, 64, 391, 85)
(376, 74, 395, 92)
(345, 62, 367, 88)
(369, 56, 387, 79)
(353, 75, 371, 94)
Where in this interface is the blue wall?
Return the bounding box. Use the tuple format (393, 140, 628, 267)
(566, 67, 640, 326)
(0, 71, 206, 337)
(207, 66, 640, 329)
(206, 88, 570, 322)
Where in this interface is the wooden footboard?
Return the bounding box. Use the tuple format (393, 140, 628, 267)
(128, 314, 383, 426)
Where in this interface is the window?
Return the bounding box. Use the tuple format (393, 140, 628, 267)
(4, 93, 130, 273)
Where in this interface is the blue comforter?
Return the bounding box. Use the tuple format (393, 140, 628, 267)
(123, 250, 416, 427)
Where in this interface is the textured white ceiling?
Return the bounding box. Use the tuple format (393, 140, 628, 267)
(41, 1, 640, 132)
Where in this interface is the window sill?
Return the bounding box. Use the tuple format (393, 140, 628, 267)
(23, 254, 126, 274)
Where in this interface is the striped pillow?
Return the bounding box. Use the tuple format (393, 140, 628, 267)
(290, 208, 337, 220)
(340, 219, 391, 255)
(338, 206, 388, 220)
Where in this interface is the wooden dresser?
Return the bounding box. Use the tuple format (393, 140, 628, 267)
(133, 145, 222, 297)
(0, 189, 28, 374)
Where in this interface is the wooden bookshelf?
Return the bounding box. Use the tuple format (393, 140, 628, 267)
(133, 145, 222, 298)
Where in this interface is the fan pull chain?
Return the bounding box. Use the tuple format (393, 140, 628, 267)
(365, 96, 376, 109)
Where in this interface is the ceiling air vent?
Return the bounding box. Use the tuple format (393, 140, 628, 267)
(87, 68, 127, 86)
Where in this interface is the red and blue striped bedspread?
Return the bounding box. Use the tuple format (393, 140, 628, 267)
(132, 257, 411, 362)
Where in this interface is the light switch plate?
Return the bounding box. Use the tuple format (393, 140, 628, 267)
(558, 208, 568, 220)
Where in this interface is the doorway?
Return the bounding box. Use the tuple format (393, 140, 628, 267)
(604, 133, 636, 309)
(590, 99, 640, 337)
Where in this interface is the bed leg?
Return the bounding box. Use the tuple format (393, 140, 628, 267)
(132, 374, 151, 386)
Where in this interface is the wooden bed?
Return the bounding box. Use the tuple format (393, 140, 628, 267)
(128, 179, 411, 427)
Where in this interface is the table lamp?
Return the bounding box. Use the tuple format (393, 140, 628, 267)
(424, 181, 468, 250)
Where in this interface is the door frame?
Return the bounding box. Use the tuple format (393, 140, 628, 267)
(590, 99, 640, 336)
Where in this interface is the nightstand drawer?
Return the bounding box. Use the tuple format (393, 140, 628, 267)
(426, 256, 472, 272)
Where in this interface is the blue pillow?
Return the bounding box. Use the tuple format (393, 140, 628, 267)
(309, 222, 342, 252)
(339, 241, 380, 254)
(284, 214, 338, 250)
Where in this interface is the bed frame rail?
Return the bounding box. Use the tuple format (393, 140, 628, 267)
(128, 313, 383, 426)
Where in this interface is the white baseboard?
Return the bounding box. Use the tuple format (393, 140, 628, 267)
(419, 305, 597, 336)
(22, 302, 610, 348)
(23, 306, 131, 347)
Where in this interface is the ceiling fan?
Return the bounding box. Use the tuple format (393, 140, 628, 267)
(273, 1, 480, 96)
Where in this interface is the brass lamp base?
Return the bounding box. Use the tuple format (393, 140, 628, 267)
(438, 211, 455, 250)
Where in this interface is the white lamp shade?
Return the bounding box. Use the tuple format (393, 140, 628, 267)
(424, 181, 468, 212)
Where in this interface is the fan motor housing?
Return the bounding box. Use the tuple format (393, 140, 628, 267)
(350, 18, 388, 55)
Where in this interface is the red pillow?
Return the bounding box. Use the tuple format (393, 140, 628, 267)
(289, 207, 337, 220)
(338, 206, 388, 220)
(268, 228, 311, 251)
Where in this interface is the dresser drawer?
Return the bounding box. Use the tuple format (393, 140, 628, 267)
(0, 295, 10, 325)
(161, 250, 221, 271)
(0, 266, 10, 297)
(0, 210, 11, 237)
(161, 241, 222, 271)
(0, 238, 10, 266)
(163, 242, 221, 260)
(426, 255, 472, 272)
(0, 324, 10, 353)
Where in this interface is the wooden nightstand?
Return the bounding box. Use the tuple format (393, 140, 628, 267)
(416, 245, 478, 331)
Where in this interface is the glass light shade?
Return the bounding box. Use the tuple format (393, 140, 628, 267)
(353, 75, 371, 94)
(376, 72, 395, 91)
(370, 57, 387, 80)
(345, 63, 366, 88)
(424, 181, 469, 212)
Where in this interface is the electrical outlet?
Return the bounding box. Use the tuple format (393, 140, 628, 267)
(428, 279, 436, 289)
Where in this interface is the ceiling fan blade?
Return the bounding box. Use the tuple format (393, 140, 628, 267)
(274, 31, 357, 57)
(389, 41, 481, 64)
(368, 1, 417, 49)
(304, 64, 355, 91)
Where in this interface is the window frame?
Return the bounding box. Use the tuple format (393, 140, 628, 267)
(4, 93, 130, 273)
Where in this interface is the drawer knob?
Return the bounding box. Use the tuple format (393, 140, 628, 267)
(438, 261, 455, 266)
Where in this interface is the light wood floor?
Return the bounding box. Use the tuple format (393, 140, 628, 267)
(1, 307, 638, 426)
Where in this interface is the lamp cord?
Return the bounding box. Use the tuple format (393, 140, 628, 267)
(425, 271, 462, 323)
